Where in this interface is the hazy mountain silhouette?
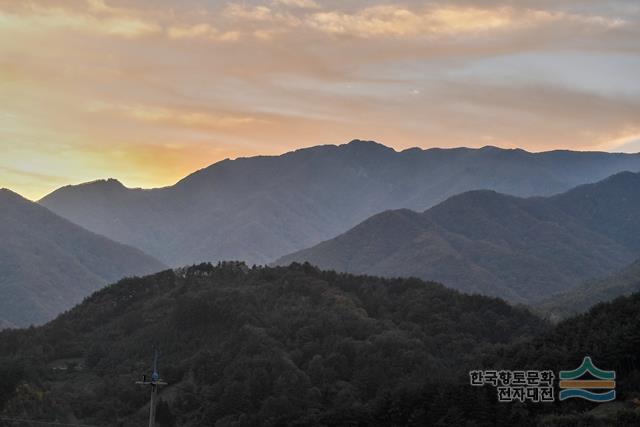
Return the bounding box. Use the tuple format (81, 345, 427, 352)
(40, 140, 640, 266)
(539, 257, 640, 319)
(0, 189, 165, 327)
(277, 172, 640, 303)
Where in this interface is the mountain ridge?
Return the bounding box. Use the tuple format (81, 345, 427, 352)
(0, 189, 165, 327)
(276, 171, 640, 303)
(40, 140, 640, 266)
(41, 142, 640, 194)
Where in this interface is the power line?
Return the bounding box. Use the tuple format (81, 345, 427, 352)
(0, 416, 101, 427)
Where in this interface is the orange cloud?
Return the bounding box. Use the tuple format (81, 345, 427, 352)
(100, 104, 270, 130)
(304, 5, 625, 39)
(224, 4, 278, 22)
(0, 0, 638, 199)
(600, 130, 640, 152)
(167, 24, 241, 42)
(272, 0, 320, 9)
(0, 1, 160, 38)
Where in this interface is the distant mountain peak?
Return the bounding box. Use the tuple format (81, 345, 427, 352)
(558, 171, 640, 199)
(277, 171, 640, 303)
(39, 178, 127, 203)
(81, 178, 125, 188)
(0, 188, 28, 203)
(343, 139, 395, 151)
(438, 189, 517, 206)
(477, 145, 529, 154)
(603, 170, 640, 182)
(39, 143, 640, 268)
(52, 178, 127, 193)
(0, 187, 19, 196)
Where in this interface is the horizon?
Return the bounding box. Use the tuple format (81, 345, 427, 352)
(4, 139, 640, 201)
(2, 0, 640, 199)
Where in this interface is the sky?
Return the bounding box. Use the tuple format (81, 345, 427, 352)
(1, 0, 640, 199)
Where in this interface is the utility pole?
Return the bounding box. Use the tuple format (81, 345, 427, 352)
(136, 348, 168, 427)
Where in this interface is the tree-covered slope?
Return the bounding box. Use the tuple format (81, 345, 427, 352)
(1, 264, 639, 426)
(0, 189, 165, 327)
(39, 140, 640, 266)
(277, 172, 640, 303)
(0, 263, 544, 426)
(478, 292, 640, 426)
(539, 257, 640, 320)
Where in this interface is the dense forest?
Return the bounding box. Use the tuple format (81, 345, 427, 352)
(0, 263, 638, 426)
(484, 292, 640, 425)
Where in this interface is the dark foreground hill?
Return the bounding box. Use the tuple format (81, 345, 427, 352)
(1, 264, 639, 426)
(0, 263, 545, 426)
(479, 292, 640, 426)
(0, 189, 165, 327)
(277, 172, 640, 303)
(39, 140, 640, 266)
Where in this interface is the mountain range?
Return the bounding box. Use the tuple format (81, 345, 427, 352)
(277, 172, 640, 303)
(39, 140, 640, 266)
(0, 189, 165, 327)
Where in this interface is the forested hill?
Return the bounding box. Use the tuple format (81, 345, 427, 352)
(39, 140, 640, 266)
(0, 263, 544, 426)
(0, 189, 165, 327)
(479, 292, 640, 426)
(277, 172, 640, 304)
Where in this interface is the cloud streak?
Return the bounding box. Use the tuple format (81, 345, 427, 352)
(303, 6, 624, 39)
(0, 0, 639, 198)
(0, 0, 161, 38)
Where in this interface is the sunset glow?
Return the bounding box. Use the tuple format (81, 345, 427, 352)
(1, 0, 639, 199)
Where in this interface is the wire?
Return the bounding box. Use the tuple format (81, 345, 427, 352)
(0, 416, 101, 427)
